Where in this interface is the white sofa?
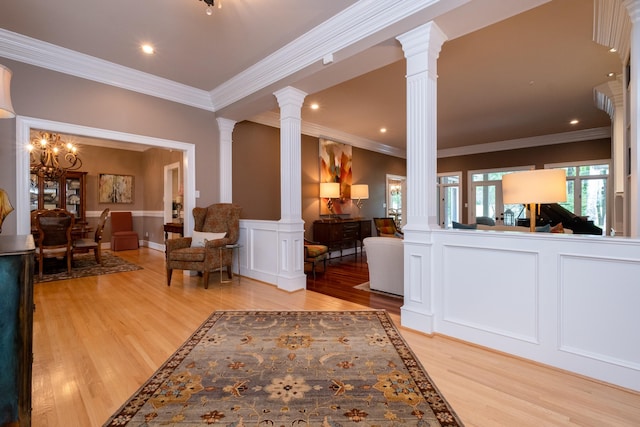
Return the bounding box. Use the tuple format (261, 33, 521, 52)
(363, 237, 404, 296)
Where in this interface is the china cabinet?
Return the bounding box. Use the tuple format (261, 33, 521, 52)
(29, 171, 87, 223)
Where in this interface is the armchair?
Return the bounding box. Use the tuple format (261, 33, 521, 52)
(34, 208, 74, 279)
(166, 203, 241, 288)
(304, 239, 328, 279)
(373, 217, 403, 238)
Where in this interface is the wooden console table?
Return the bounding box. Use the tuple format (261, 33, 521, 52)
(164, 222, 184, 240)
(313, 218, 371, 260)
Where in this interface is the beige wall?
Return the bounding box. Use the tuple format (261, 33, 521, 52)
(0, 58, 219, 236)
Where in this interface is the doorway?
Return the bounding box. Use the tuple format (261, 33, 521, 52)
(15, 117, 196, 236)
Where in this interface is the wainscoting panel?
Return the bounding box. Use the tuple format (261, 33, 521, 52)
(241, 221, 279, 284)
(442, 244, 539, 343)
(559, 254, 640, 370)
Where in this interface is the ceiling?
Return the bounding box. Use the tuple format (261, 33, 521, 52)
(0, 0, 623, 156)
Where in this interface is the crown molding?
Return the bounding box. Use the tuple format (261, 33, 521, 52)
(249, 111, 406, 158)
(0, 28, 214, 111)
(437, 127, 612, 158)
(210, 0, 448, 111)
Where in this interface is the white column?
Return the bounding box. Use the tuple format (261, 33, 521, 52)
(624, 0, 640, 237)
(217, 117, 236, 203)
(273, 86, 307, 291)
(397, 22, 448, 333)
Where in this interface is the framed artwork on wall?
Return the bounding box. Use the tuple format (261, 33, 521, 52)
(319, 139, 352, 215)
(98, 173, 134, 204)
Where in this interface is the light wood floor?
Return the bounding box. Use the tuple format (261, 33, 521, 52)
(32, 247, 639, 426)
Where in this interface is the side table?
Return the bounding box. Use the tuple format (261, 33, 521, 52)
(164, 222, 184, 240)
(220, 244, 241, 284)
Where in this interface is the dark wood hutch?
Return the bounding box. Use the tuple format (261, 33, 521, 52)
(29, 171, 87, 223)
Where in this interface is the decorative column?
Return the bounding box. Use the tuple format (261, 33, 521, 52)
(624, 0, 640, 237)
(397, 22, 448, 333)
(217, 117, 236, 203)
(274, 86, 307, 291)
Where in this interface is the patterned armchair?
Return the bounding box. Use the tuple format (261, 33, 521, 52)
(373, 217, 403, 238)
(165, 203, 241, 288)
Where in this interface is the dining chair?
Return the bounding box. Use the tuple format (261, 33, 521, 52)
(110, 211, 139, 251)
(34, 208, 74, 279)
(73, 208, 110, 265)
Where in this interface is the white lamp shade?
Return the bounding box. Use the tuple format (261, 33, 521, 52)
(320, 182, 340, 199)
(351, 184, 369, 200)
(0, 65, 15, 119)
(502, 169, 567, 204)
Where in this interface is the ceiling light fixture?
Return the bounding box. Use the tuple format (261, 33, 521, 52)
(28, 132, 83, 180)
(380, 127, 387, 133)
(200, 0, 222, 15)
(141, 44, 155, 55)
(570, 119, 579, 125)
(310, 103, 319, 110)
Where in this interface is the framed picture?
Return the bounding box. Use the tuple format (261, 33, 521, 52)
(99, 173, 134, 204)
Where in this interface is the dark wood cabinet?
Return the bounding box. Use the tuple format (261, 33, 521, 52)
(29, 171, 87, 223)
(313, 219, 371, 259)
(0, 235, 35, 427)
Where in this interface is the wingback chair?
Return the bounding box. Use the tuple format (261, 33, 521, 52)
(373, 217, 404, 238)
(165, 203, 241, 288)
(73, 208, 110, 265)
(34, 208, 75, 279)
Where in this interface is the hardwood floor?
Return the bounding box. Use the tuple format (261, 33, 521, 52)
(31, 247, 640, 426)
(305, 251, 402, 315)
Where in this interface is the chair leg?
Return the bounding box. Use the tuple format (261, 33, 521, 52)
(312, 261, 317, 280)
(226, 265, 233, 279)
(203, 271, 209, 289)
(39, 256, 43, 280)
(67, 253, 72, 276)
(94, 246, 100, 265)
(167, 268, 173, 287)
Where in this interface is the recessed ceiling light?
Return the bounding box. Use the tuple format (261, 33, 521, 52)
(141, 44, 155, 55)
(310, 103, 319, 110)
(609, 47, 617, 53)
(380, 127, 387, 133)
(608, 72, 615, 77)
(570, 119, 579, 125)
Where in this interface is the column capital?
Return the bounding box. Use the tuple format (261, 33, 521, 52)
(397, 21, 447, 76)
(274, 86, 307, 115)
(216, 117, 236, 134)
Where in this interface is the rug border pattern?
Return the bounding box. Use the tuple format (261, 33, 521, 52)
(103, 310, 463, 426)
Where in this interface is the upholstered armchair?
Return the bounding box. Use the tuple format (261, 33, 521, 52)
(373, 217, 403, 238)
(304, 239, 329, 279)
(165, 203, 241, 288)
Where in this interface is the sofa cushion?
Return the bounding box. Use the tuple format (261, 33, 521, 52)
(452, 221, 477, 230)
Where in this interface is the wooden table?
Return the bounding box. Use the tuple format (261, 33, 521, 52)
(164, 222, 184, 240)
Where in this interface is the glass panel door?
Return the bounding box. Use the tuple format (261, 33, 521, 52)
(42, 179, 59, 210)
(65, 176, 82, 219)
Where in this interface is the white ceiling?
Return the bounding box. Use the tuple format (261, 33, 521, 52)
(0, 0, 623, 155)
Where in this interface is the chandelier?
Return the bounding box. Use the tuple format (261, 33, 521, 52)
(200, 0, 222, 15)
(28, 132, 82, 180)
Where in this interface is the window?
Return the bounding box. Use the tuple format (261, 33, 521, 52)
(548, 162, 609, 231)
(438, 173, 461, 228)
(469, 167, 530, 224)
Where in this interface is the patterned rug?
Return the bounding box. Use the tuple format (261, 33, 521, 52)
(104, 310, 463, 426)
(34, 252, 142, 283)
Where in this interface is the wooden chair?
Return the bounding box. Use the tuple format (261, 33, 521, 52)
(166, 203, 241, 288)
(73, 208, 110, 265)
(110, 211, 139, 251)
(304, 239, 329, 279)
(34, 208, 74, 279)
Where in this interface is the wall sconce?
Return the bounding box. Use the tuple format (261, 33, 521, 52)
(502, 169, 567, 232)
(320, 182, 340, 215)
(351, 184, 369, 209)
(0, 64, 16, 119)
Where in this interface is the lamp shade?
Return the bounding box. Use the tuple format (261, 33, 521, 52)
(320, 182, 340, 199)
(502, 169, 567, 204)
(0, 64, 15, 119)
(351, 184, 369, 200)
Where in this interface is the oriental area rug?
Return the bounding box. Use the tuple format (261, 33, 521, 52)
(104, 310, 463, 427)
(34, 252, 142, 283)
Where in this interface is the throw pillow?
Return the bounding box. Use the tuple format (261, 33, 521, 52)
(550, 223, 565, 233)
(452, 221, 477, 230)
(191, 230, 227, 247)
(535, 224, 551, 232)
